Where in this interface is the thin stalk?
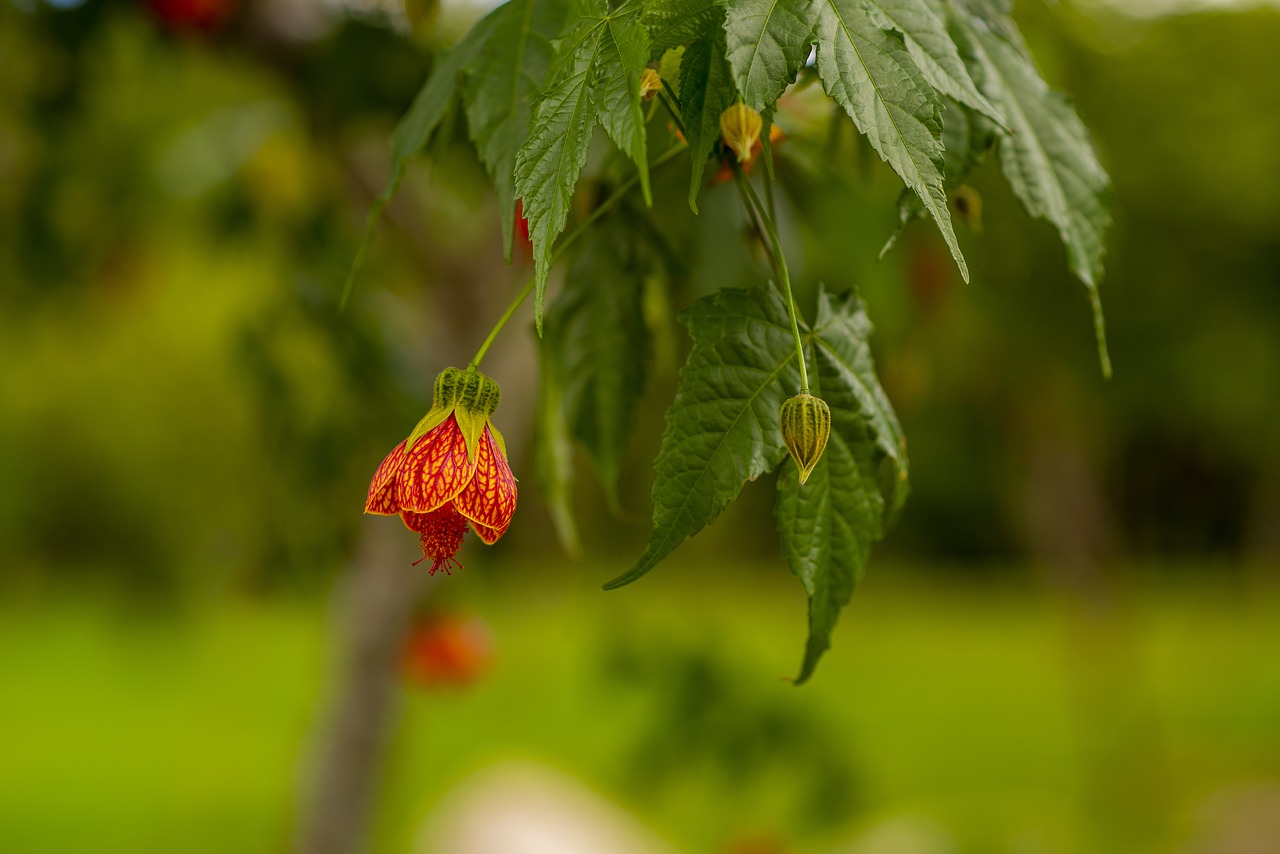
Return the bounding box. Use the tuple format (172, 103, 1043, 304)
(731, 165, 809, 393)
(468, 143, 687, 370)
(658, 84, 687, 140)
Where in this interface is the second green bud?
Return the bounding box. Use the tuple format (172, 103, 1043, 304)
(780, 393, 831, 485)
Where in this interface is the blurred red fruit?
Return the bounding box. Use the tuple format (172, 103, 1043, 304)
(403, 613, 494, 688)
(147, 0, 238, 32)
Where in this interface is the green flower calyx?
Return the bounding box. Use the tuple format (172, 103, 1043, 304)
(405, 367, 504, 463)
(780, 393, 831, 485)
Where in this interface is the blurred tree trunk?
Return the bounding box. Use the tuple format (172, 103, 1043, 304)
(1014, 381, 1172, 848)
(292, 146, 539, 854)
(292, 518, 428, 854)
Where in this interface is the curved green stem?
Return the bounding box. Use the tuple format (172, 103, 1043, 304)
(731, 166, 809, 393)
(468, 143, 687, 370)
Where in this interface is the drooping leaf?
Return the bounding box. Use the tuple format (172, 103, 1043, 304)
(534, 348, 583, 556)
(723, 0, 817, 112)
(676, 13, 734, 211)
(644, 0, 721, 58)
(545, 212, 654, 501)
(776, 288, 908, 683)
(463, 0, 568, 262)
(881, 94, 997, 256)
(594, 10, 652, 197)
(605, 286, 802, 589)
(939, 95, 998, 182)
(952, 0, 1112, 374)
(811, 0, 969, 282)
(340, 34, 486, 307)
(867, 0, 1004, 127)
(514, 0, 651, 332)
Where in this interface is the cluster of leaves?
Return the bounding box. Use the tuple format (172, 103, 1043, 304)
(353, 0, 1110, 681)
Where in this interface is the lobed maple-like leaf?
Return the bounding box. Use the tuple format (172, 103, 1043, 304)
(644, 0, 722, 58)
(812, 0, 969, 282)
(611, 284, 908, 683)
(775, 288, 907, 683)
(722, 0, 817, 112)
(606, 286, 802, 590)
(676, 12, 734, 211)
(867, 0, 1004, 127)
(514, 0, 651, 332)
(952, 0, 1112, 373)
(463, 0, 568, 262)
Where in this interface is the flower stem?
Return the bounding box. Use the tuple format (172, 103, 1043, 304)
(731, 165, 809, 393)
(468, 143, 687, 370)
(658, 83, 687, 140)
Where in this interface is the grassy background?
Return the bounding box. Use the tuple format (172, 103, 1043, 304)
(3, 565, 1276, 853)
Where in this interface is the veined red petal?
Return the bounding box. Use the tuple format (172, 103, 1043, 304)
(396, 414, 477, 513)
(452, 425, 517, 532)
(365, 441, 407, 515)
(469, 518, 509, 545)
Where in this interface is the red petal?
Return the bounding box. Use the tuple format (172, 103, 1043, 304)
(365, 441, 406, 515)
(452, 426, 517, 532)
(469, 518, 508, 544)
(396, 415, 477, 513)
(399, 509, 430, 533)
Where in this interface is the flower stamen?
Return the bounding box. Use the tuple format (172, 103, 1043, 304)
(405, 507, 469, 575)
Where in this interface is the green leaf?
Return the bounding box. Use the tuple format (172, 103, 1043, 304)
(952, 0, 1112, 374)
(723, 0, 817, 112)
(605, 286, 802, 589)
(545, 212, 654, 500)
(340, 38, 482, 308)
(594, 10, 652, 198)
(535, 348, 583, 556)
(812, 0, 969, 282)
(867, 0, 1004, 127)
(676, 15, 734, 212)
(514, 0, 652, 333)
(776, 288, 908, 683)
(880, 94, 996, 257)
(644, 0, 721, 58)
(463, 0, 568, 262)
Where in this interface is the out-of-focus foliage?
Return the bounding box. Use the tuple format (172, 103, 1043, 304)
(2, 0, 1278, 591)
(0, 0, 436, 593)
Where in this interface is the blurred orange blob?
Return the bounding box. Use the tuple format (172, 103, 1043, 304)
(403, 613, 495, 689)
(147, 0, 238, 32)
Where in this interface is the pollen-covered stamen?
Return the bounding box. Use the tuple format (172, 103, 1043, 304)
(407, 506, 468, 575)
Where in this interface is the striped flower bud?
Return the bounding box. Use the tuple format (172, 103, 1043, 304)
(779, 393, 831, 485)
(639, 68, 662, 101)
(720, 103, 763, 163)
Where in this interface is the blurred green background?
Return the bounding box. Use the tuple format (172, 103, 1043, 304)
(1, 0, 1278, 852)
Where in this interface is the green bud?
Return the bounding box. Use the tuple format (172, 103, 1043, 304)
(407, 367, 503, 461)
(779, 393, 831, 485)
(719, 103, 763, 163)
(433, 366, 501, 417)
(639, 68, 662, 101)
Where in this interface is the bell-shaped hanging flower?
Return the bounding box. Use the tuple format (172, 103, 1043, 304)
(639, 68, 662, 101)
(779, 392, 831, 485)
(720, 102, 763, 163)
(365, 367, 518, 574)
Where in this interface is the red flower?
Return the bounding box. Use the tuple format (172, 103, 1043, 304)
(365, 368, 517, 573)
